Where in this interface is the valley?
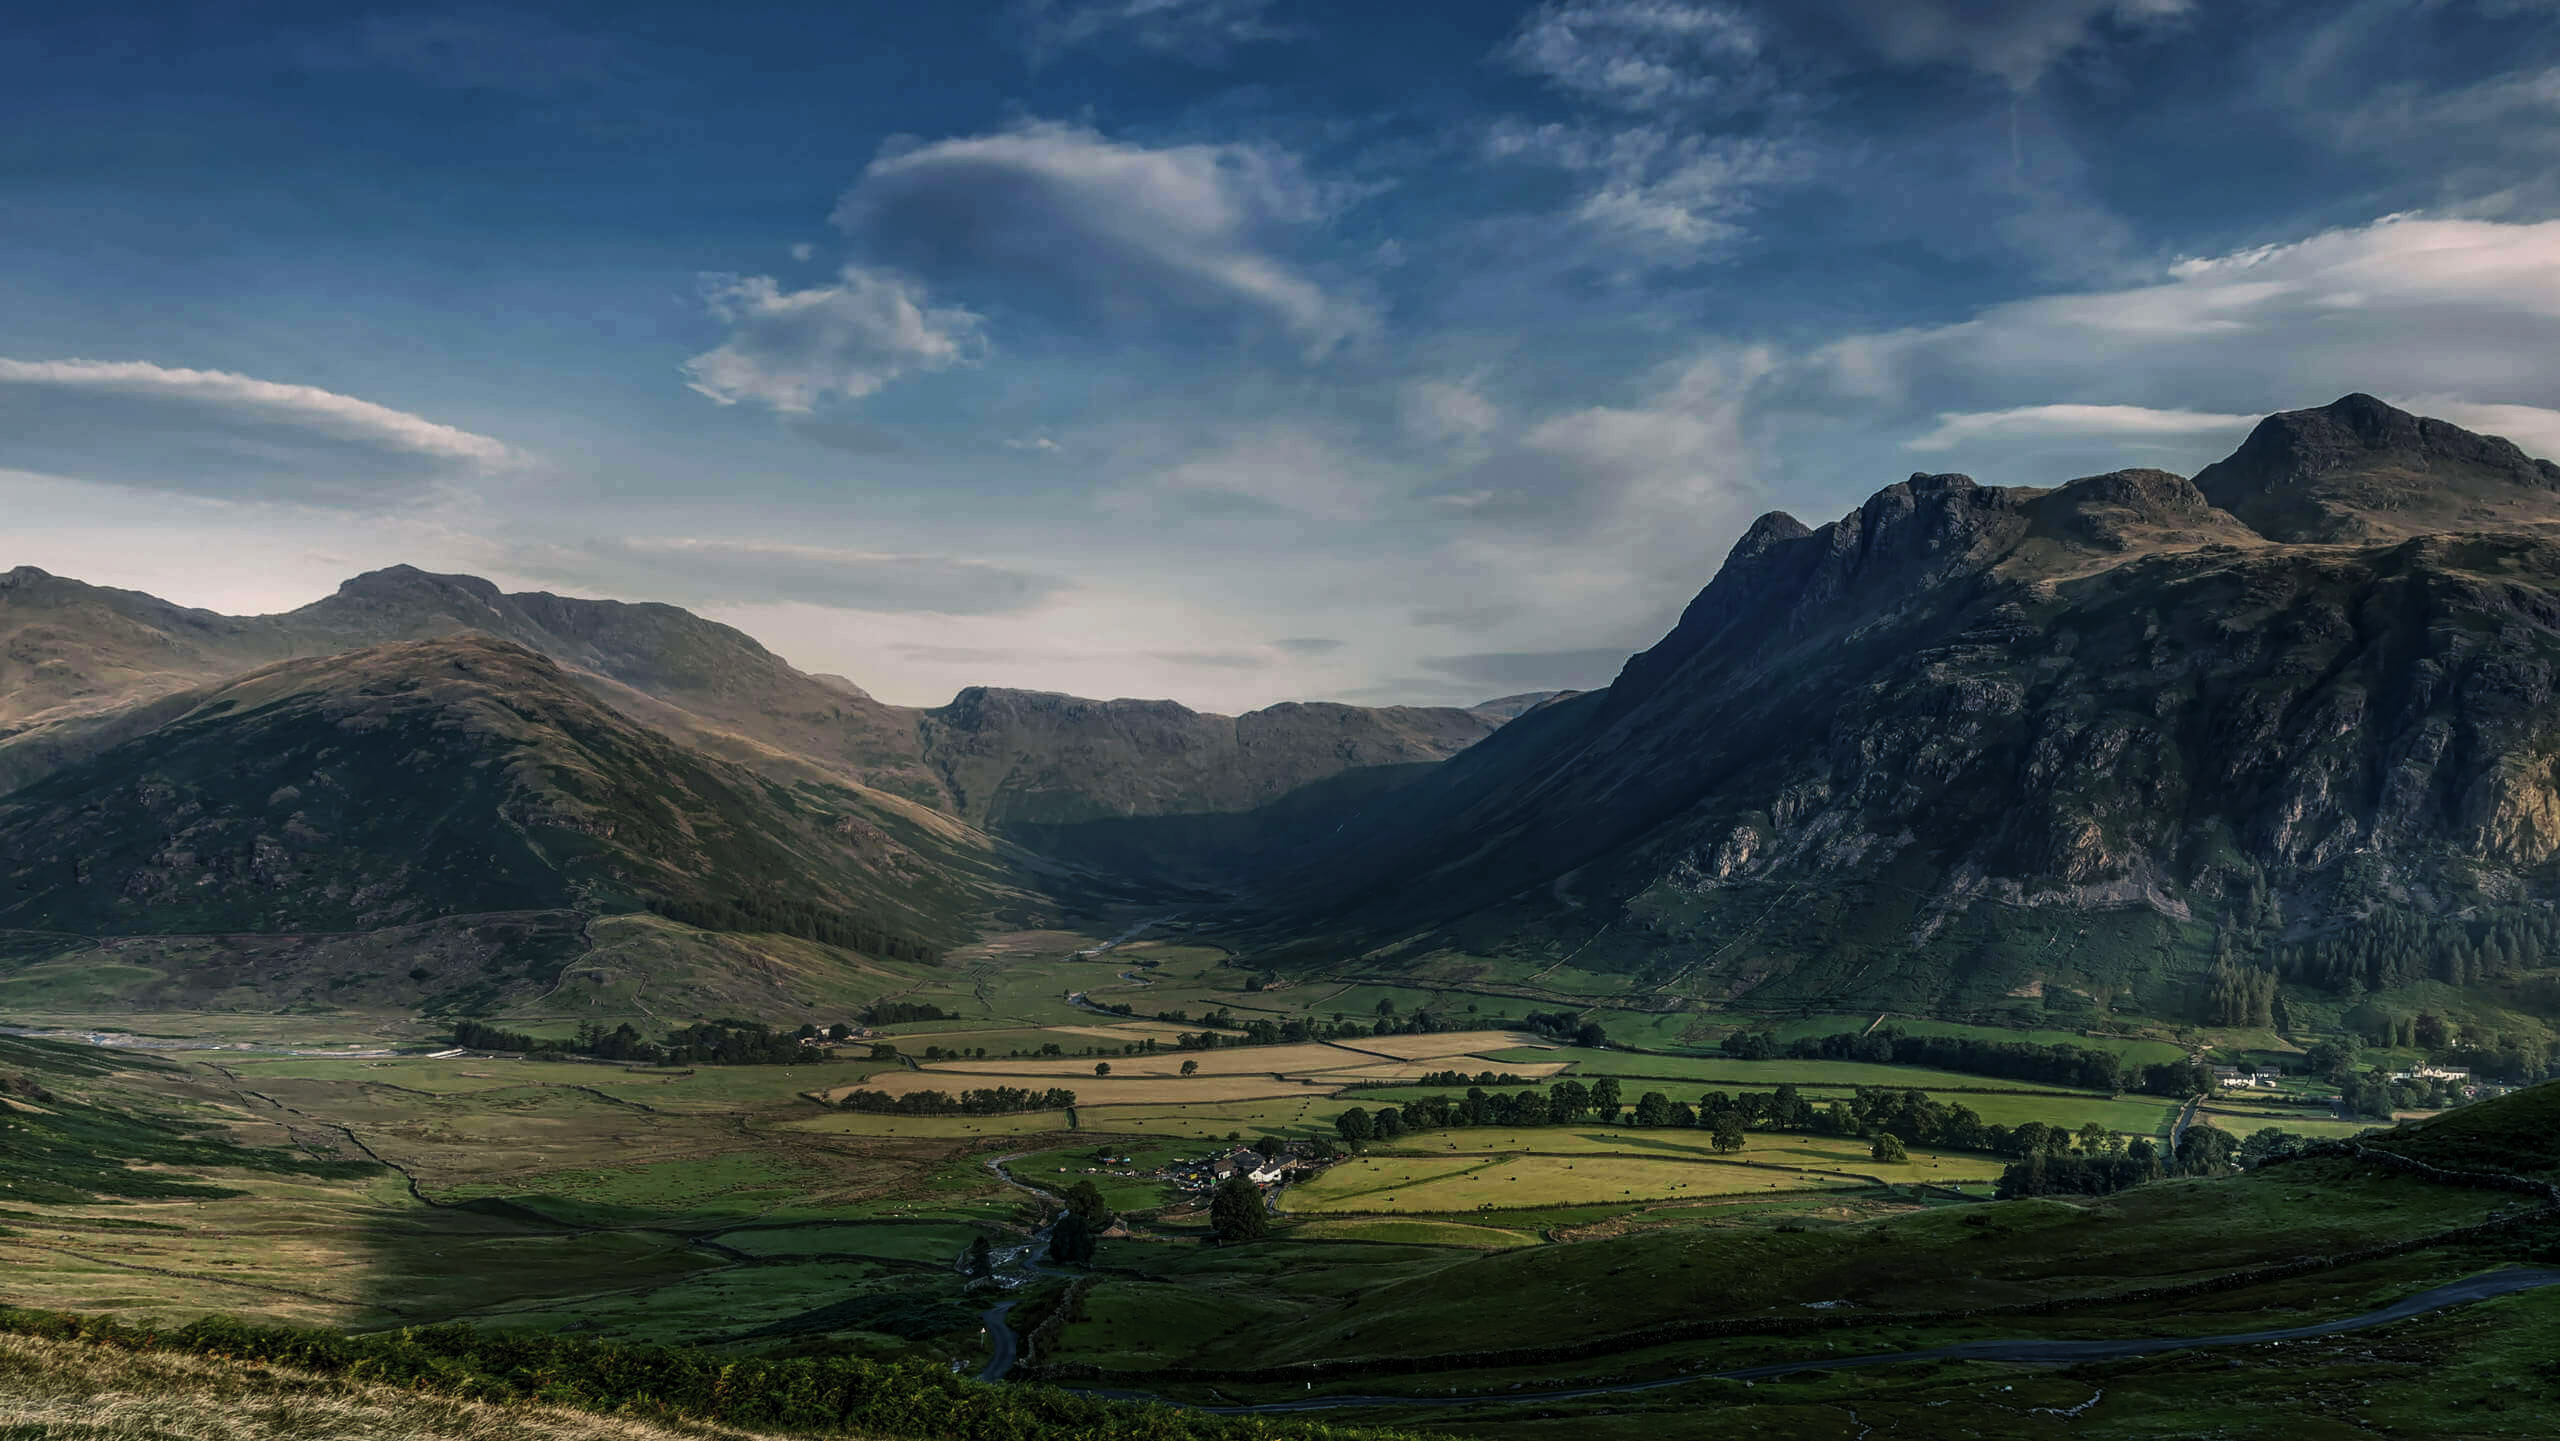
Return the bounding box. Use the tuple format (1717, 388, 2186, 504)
(10, 396, 2560, 1436)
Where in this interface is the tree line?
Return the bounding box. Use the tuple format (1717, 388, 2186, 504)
(2272, 902, 2559, 995)
(647, 892, 943, 965)
(452, 1017, 817, 1066)
(835, 1084, 1078, 1115)
(1719, 1027, 2210, 1096)
(1334, 1079, 2164, 1171)
(860, 1000, 951, 1026)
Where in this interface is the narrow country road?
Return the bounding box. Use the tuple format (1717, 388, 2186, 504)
(978, 1300, 1018, 1382)
(1113, 1267, 2560, 1415)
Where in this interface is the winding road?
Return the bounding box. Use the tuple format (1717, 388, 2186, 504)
(1092, 1266, 2560, 1415)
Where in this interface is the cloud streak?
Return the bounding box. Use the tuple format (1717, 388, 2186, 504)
(1906, 404, 2256, 453)
(0, 357, 517, 507)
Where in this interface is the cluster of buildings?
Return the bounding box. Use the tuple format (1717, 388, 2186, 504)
(1162, 1146, 1296, 1192)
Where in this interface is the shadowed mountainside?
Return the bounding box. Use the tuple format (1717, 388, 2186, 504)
(1239, 397, 2560, 1019)
(0, 635, 1028, 958)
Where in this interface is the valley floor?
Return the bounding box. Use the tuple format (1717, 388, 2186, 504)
(2, 924, 2552, 1438)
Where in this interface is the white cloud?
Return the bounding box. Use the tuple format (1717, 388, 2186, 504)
(1804, 215, 2560, 412)
(1489, 121, 1796, 259)
(832, 121, 1375, 355)
(682, 266, 986, 413)
(0, 358, 513, 468)
(1503, 0, 1763, 111)
(2398, 398, 2560, 463)
(0, 357, 518, 507)
(1015, 0, 1290, 65)
(1403, 379, 1502, 446)
(1906, 404, 2257, 453)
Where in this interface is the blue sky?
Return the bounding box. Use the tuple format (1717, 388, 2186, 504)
(7, 0, 2560, 708)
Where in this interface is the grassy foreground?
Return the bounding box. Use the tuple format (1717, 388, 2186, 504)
(0, 1329, 801, 1441)
(0, 1308, 1432, 1441)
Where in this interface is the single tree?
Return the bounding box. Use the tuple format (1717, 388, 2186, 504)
(967, 1235, 994, 1277)
(1180, 1059, 1200, 1076)
(1335, 1107, 1374, 1144)
(1064, 1179, 1114, 1232)
(1590, 1077, 1623, 1120)
(1048, 1209, 1097, 1265)
(1712, 1118, 1746, 1153)
(1254, 1134, 1281, 1160)
(1871, 1133, 1909, 1164)
(1210, 1175, 1268, 1243)
(1095, 1062, 1111, 1077)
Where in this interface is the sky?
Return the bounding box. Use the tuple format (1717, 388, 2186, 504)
(6, 0, 2560, 711)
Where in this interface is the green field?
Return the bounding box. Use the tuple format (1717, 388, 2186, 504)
(1474, 1045, 2091, 1093)
(7, 932, 2553, 1441)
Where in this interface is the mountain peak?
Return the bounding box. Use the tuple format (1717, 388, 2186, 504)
(332, 565, 506, 607)
(2194, 394, 2560, 543)
(1728, 511, 1812, 565)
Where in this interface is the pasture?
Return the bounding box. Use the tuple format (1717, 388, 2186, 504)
(1283, 1152, 1877, 1213)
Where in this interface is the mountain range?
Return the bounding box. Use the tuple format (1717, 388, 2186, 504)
(7, 393, 2560, 1034)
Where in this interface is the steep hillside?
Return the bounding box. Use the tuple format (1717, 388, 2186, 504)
(1253, 397, 2560, 1025)
(0, 636, 1024, 959)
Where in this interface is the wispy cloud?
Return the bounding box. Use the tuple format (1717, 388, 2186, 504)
(1488, 121, 1797, 259)
(1013, 0, 1292, 66)
(1503, 0, 1764, 111)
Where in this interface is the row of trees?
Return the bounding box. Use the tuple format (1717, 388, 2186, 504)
(647, 893, 943, 965)
(860, 1001, 950, 1026)
(1335, 1080, 2154, 1168)
(452, 1018, 814, 1066)
(1719, 1027, 2210, 1096)
(835, 1085, 1078, 1115)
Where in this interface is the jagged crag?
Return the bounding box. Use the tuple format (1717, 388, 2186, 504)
(6, 394, 2560, 1031)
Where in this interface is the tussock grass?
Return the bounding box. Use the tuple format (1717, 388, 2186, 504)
(0, 1332, 799, 1441)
